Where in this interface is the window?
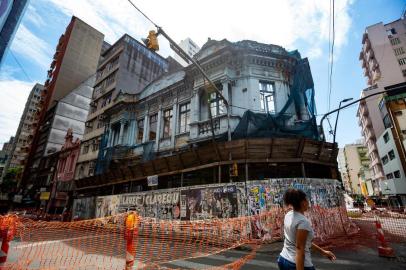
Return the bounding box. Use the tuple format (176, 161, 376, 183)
(92, 140, 99, 152)
(137, 119, 144, 143)
(383, 132, 389, 143)
(394, 47, 405, 56)
(390, 38, 401, 46)
(381, 155, 389, 165)
(388, 150, 395, 160)
(162, 109, 173, 138)
(383, 114, 392, 129)
(179, 102, 190, 133)
(149, 114, 158, 141)
(209, 92, 225, 117)
(403, 70, 406, 77)
(88, 161, 95, 176)
(69, 154, 75, 172)
(394, 170, 401, 178)
(386, 28, 397, 36)
(386, 173, 393, 179)
(101, 93, 112, 108)
(259, 81, 275, 113)
(378, 98, 385, 111)
(399, 57, 406, 65)
(394, 110, 403, 116)
(82, 144, 89, 154)
(104, 71, 117, 87)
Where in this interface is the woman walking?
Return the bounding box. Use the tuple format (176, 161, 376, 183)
(278, 188, 336, 270)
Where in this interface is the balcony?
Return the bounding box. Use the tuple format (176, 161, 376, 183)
(367, 50, 374, 61)
(359, 51, 364, 60)
(365, 129, 375, 141)
(198, 118, 220, 135)
(362, 33, 368, 44)
(363, 38, 371, 52)
(360, 105, 369, 117)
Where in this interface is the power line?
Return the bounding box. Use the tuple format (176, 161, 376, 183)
(0, 35, 32, 82)
(126, 0, 159, 28)
(328, 0, 335, 112)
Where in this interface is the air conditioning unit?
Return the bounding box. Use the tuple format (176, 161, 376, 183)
(98, 115, 105, 120)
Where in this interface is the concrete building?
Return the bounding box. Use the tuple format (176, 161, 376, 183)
(0, 136, 14, 179)
(22, 16, 105, 188)
(47, 129, 81, 213)
(29, 76, 95, 189)
(75, 34, 171, 180)
(173, 38, 200, 67)
(357, 16, 406, 194)
(337, 148, 351, 193)
(1, 84, 45, 183)
(75, 39, 338, 197)
(376, 82, 406, 207)
(0, 0, 29, 66)
(343, 141, 372, 195)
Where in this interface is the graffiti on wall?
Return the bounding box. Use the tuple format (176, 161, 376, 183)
(180, 185, 238, 220)
(94, 190, 180, 219)
(72, 197, 96, 220)
(78, 178, 342, 221)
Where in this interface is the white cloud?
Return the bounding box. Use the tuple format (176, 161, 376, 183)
(10, 24, 52, 69)
(25, 5, 46, 28)
(0, 79, 34, 148)
(47, 0, 354, 59)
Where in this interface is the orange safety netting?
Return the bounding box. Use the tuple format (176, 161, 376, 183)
(0, 206, 358, 270)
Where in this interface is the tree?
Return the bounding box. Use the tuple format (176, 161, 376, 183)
(0, 167, 22, 193)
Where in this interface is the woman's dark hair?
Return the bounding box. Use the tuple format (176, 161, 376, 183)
(283, 188, 307, 211)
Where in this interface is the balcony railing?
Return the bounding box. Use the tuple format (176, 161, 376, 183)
(198, 118, 221, 135)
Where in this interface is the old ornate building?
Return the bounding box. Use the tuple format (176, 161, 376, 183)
(75, 39, 337, 196)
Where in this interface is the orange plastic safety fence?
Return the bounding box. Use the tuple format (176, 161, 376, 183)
(0, 206, 356, 270)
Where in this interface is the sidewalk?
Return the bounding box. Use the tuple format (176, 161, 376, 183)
(255, 241, 406, 270)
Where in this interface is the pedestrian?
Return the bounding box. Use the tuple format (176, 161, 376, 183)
(278, 188, 336, 270)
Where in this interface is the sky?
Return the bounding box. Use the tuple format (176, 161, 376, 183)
(0, 0, 404, 148)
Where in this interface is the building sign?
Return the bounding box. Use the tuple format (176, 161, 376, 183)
(147, 175, 158, 186)
(40, 192, 50, 201)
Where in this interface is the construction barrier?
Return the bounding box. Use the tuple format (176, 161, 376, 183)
(0, 206, 357, 270)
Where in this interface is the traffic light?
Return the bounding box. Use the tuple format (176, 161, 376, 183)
(229, 162, 238, 177)
(142, 30, 159, 51)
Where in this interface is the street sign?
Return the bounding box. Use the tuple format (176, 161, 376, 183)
(147, 175, 158, 187)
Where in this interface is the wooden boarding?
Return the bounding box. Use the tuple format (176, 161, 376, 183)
(76, 138, 338, 189)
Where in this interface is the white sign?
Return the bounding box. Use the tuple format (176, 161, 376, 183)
(147, 175, 158, 186)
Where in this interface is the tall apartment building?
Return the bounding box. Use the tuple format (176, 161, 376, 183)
(357, 17, 406, 197)
(22, 16, 105, 187)
(343, 141, 372, 195)
(173, 38, 200, 67)
(337, 148, 351, 193)
(0, 136, 14, 180)
(376, 82, 406, 206)
(0, 0, 29, 66)
(1, 84, 45, 183)
(75, 34, 170, 180)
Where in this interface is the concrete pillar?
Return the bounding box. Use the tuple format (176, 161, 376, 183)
(107, 126, 113, 147)
(128, 120, 136, 146)
(133, 120, 138, 145)
(155, 107, 163, 147)
(142, 115, 149, 143)
(171, 103, 178, 147)
(118, 120, 125, 145)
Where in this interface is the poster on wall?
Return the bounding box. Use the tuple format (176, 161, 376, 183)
(180, 185, 238, 220)
(95, 195, 120, 218)
(72, 197, 96, 220)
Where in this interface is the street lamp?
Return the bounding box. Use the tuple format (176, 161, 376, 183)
(333, 98, 353, 144)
